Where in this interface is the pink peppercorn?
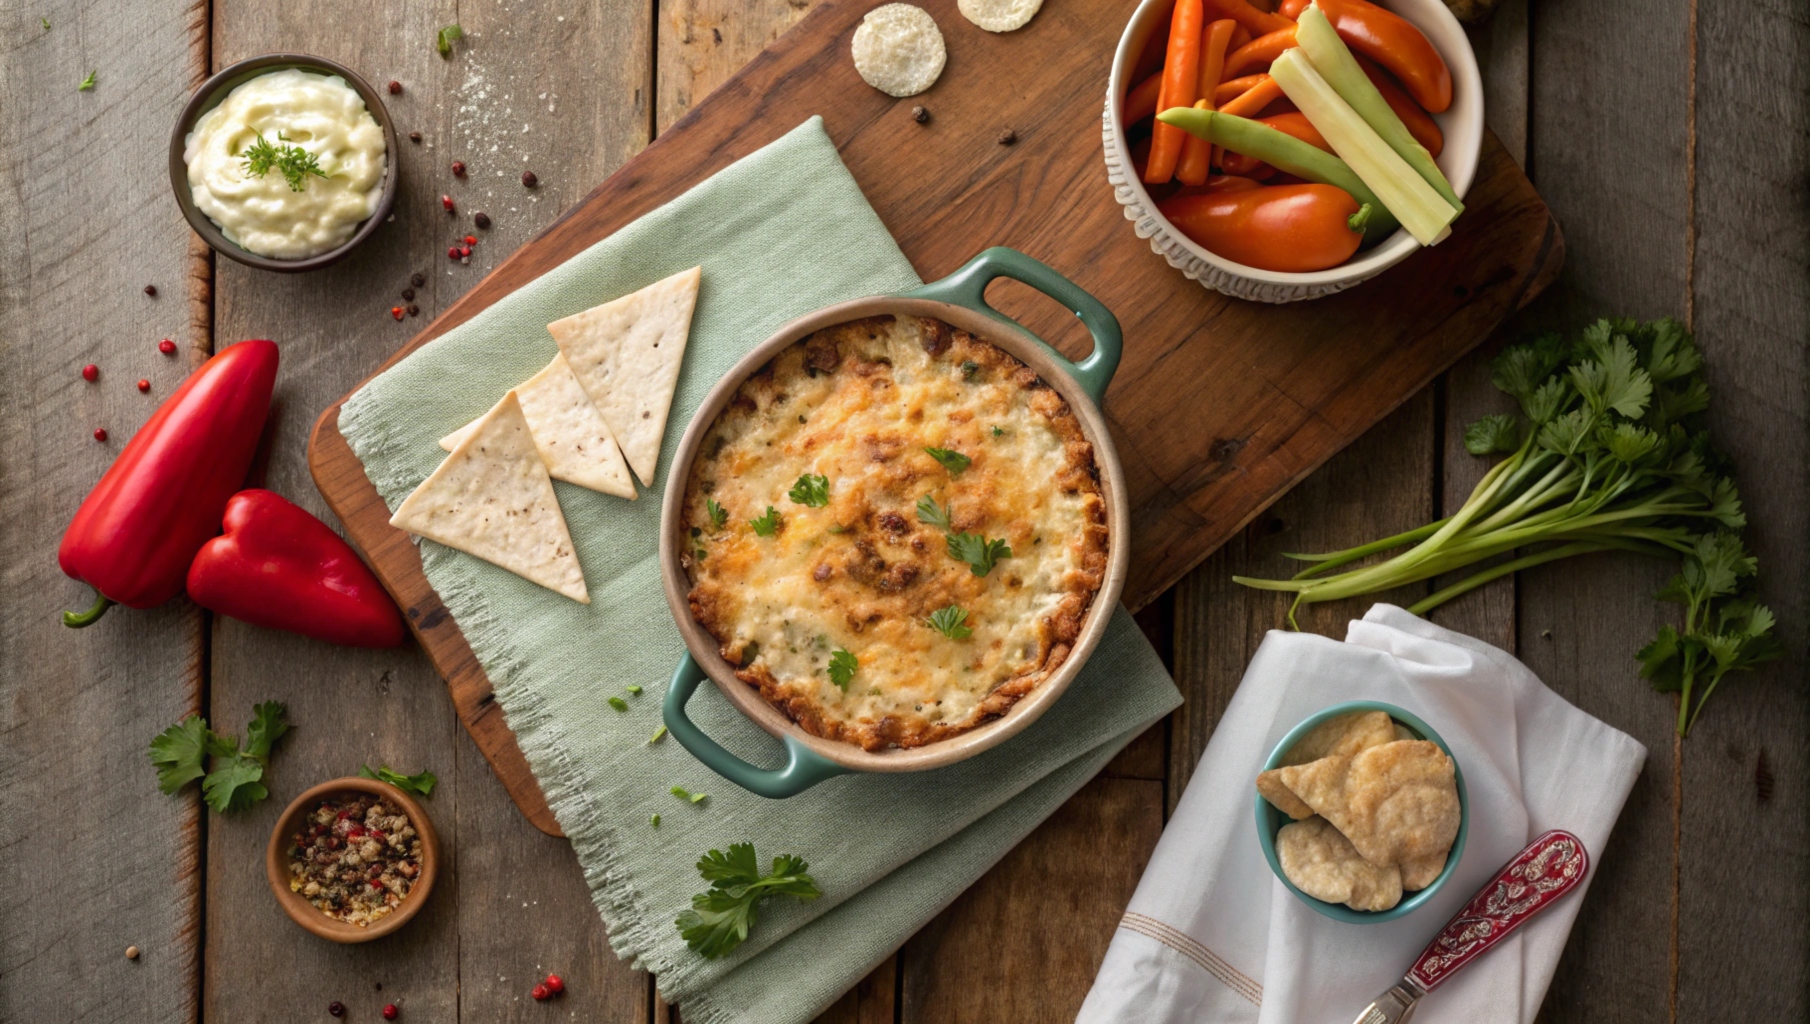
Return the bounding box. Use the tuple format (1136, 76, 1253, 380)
(382, 1005, 399, 1021)
(93, 428, 108, 442)
(544, 974, 565, 995)
(158, 339, 177, 355)
(531, 984, 550, 1001)
(448, 247, 461, 260)
(441, 195, 455, 212)
(137, 379, 150, 393)
(81, 364, 98, 382)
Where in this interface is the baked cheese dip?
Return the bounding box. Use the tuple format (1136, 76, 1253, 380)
(184, 69, 386, 259)
(681, 315, 1107, 752)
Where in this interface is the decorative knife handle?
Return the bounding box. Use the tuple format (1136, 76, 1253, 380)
(1407, 830, 1590, 992)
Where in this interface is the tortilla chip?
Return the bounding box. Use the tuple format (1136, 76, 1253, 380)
(391, 391, 589, 603)
(440, 354, 637, 499)
(548, 266, 701, 487)
(1401, 850, 1447, 891)
(1276, 816, 1403, 912)
(1274, 741, 1460, 868)
(1257, 768, 1316, 820)
(1281, 710, 1398, 766)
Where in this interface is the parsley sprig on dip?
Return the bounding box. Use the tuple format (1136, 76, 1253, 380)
(149, 702, 290, 813)
(241, 130, 329, 192)
(749, 506, 781, 536)
(924, 446, 971, 476)
(827, 648, 859, 689)
(915, 494, 1012, 576)
(927, 605, 973, 639)
(678, 843, 822, 959)
(788, 473, 830, 507)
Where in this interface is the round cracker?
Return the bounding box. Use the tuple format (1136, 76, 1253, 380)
(852, 4, 947, 98)
(1277, 816, 1403, 912)
(959, 0, 1044, 33)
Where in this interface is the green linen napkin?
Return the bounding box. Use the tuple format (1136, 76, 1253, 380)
(340, 117, 1182, 1024)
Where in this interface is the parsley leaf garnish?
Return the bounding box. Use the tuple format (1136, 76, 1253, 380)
(150, 703, 290, 813)
(915, 494, 952, 531)
(788, 473, 830, 507)
(707, 498, 728, 529)
(749, 506, 781, 537)
(947, 533, 1012, 577)
(926, 606, 973, 639)
(360, 764, 437, 797)
(77, 70, 95, 91)
(924, 447, 971, 476)
(827, 648, 858, 689)
(436, 24, 465, 58)
(677, 843, 822, 959)
(241, 130, 329, 191)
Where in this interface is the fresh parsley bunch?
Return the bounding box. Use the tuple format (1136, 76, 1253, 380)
(149, 702, 289, 812)
(1236, 318, 1778, 735)
(677, 843, 821, 959)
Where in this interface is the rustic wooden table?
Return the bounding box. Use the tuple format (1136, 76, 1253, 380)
(2, 0, 1803, 1021)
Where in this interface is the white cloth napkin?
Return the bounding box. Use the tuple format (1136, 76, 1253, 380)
(1077, 605, 1647, 1024)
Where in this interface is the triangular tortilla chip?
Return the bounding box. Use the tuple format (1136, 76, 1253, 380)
(548, 266, 701, 487)
(440, 354, 637, 499)
(391, 391, 589, 603)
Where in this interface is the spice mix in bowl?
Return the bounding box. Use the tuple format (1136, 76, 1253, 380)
(265, 777, 439, 942)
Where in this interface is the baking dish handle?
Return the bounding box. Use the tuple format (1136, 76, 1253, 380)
(904, 247, 1123, 407)
(662, 652, 852, 799)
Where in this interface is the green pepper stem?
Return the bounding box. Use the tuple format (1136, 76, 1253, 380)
(63, 590, 114, 628)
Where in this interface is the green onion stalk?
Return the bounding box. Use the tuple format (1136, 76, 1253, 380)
(1235, 319, 1780, 735)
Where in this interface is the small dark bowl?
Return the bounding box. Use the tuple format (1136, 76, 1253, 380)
(265, 777, 439, 943)
(170, 53, 398, 273)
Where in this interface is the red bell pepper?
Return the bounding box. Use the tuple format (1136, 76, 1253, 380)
(187, 490, 406, 648)
(58, 340, 279, 627)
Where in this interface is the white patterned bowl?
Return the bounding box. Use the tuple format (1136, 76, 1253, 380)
(1105, 0, 1484, 303)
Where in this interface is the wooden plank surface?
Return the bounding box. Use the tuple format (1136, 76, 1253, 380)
(305, 0, 1561, 841)
(0, 2, 210, 1021)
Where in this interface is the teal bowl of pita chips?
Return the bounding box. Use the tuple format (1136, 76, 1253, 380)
(1254, 701, 1469, 924)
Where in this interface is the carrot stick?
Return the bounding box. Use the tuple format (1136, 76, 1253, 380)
(1214, 74, 1269, 103)
(1229, 23, 1253, 51)
(1124, 71, 1165, 124)
(1223, 24, 1296, 79)
(1176, 19, 1237, 185)
(1202, 0, 1293, 36)
(1217, 75, 1285, 118)
(1145, 0, 1206, 183)
(1355, 54, 1444, 157)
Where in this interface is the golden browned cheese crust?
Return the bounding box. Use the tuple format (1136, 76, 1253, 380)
(681, 315, 1107, 751)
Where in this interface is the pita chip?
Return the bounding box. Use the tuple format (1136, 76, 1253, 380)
(548, 266, 701, 487)
(1280, 710, 1398, 766)
(1273, 741, 1460, 869)
(1276, 816, 1403, 912)
(1257, 768, 1317, 820)
(391, 391, 589, 603)
(440, 354, 637, 499)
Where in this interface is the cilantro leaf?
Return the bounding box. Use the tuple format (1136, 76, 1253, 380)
(915, 494, 952, 531)
(436, 23, 464, 57)
(924, 447, 971, 476)
(201, 752, 268, 814)
(1463, 414, 1520, 455)
(707, 498, 728, 529)
(788, 474, 830, 508)
(749, 506, 781, 537)
(149, 716, 210, 794)
(926, 605, 973, 639)
(360, 764, 437, 797)
(947, 532, 1011, 577)
(827, 648, 858, 689)
(244, 701, 289, 761)
(677, 843, 822, 959)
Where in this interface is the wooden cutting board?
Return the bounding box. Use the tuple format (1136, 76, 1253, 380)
(308, 0, 1562, 835)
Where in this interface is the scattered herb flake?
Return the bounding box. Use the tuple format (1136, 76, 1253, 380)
(926, 605, 973, 639)
(677, 843, 822, 958)
(360, 764, 437, 797)
(651, 813, 662, 827)
(627, 685, 644, 695)
(788, 473, 830, 508)
(827, 648, 858, 689)
(436, 23, 464, 57)
(750, 506, 781, 537)
(690, 791, 708, 804)
(42, 16, 50, 30)
(609, 696, 629, 712)
(707, 498, 728, 529)
(649, 725, 669, 744)
(924, 447, 971, 476)
(78, 70, 95, 91)
(992, 425, 1004, 437)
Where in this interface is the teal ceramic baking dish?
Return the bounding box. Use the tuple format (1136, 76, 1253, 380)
(658, 248, 1127, 798)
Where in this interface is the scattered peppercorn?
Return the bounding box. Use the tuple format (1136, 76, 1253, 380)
(451, 160, 466, 176)
(401, 287, 415, 301)
(997, 128, 1017, 145)
(473, 211, 491, 229)
(329, 1001, 346, 1018)
(408, 131, 422, 143)
(143, 284, 157, 296)
(81, 363, 98, 382)
(459, 245, 472, 258)
(125, 946, 139, 960)
(387, 80, 402, 94)
(461, 235, 476, 247)
(521, 170, 538, 188)
(411, 272, 426, 288)
(391, 306, 405, 321)
(407, 304, 419, 317)
(158, 338, 177, 355)
(93, 428, 108, 442)
(912, 105, 929, 123)
(448, 247, 461, 261)
(544, 974, 565, 996)
(383, 1005, 400, 1021)
(441, 194, 455, 212)
(531, 984, 550, 1001)
(137, 379, 150, 393)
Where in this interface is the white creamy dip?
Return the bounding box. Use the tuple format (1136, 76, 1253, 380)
(184, 69, 386, 259)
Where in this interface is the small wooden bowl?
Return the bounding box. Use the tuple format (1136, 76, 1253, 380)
(265, 777, 439, 943)
(169, 53, 399, 272)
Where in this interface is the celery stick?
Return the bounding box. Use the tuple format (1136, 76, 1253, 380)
(1156, 106, 1399, 244)
(1269, 49, 1458, 245)
(1296, 3, 1461, 210)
